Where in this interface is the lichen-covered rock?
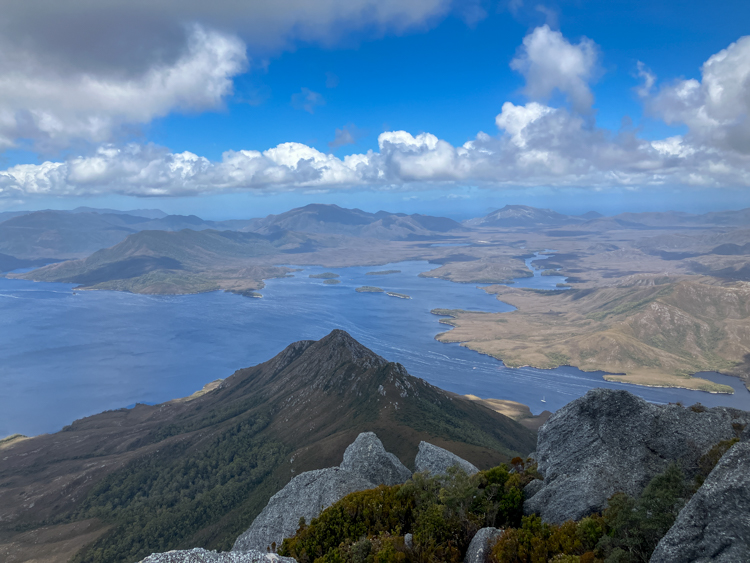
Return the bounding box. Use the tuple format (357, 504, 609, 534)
(414, 442, 478, 476)
(524, 389, 750, 524)
(650, 442, 750, 563)
(523, 479, 543, 500)
(340, 432, 411, 485)
(140, 548, 295, 562)
(464, 527, 503, 563)
(232, 468, 374, 552)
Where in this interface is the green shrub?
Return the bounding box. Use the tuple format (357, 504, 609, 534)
(280, 463, 532, 563)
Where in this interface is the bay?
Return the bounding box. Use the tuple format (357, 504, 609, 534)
(1, 257, 748, 438)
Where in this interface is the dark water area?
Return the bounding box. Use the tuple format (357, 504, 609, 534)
(1, 258, 748, 438)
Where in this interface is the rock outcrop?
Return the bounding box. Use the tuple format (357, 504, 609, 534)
(232, 468, 374, 552)
(140, 548, 295, 562)
(340, 432, 412, 486)
(415, 441, 478, 476)
(523, 479, 543, 500)
(525, 389, 750, 523)
(464, 527, 503, 563)
(650, 442, 750, 563)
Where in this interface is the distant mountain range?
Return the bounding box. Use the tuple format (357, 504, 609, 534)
(2, 203, 750, 274)
(0, 209, 257, 260)
(246, 203, 466, 240)
(0, 330, 535, 562)
(465, 204, 750, 230)
(464, 205, 591, 228)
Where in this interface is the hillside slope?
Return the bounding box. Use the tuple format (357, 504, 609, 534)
(0, 330, 535, 563)
(435, 279, 750, 392)
(13, 229, 309, 294)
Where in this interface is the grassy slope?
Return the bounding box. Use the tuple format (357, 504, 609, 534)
(434, 279, 750, 392)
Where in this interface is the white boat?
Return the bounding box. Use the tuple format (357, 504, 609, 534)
(541, 396, 546, 403)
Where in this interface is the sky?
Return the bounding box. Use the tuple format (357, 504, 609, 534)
(0, 0, 749, 220)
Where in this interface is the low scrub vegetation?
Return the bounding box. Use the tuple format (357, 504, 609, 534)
(282, 441, 738, 563)
(280, 458, 540, 563)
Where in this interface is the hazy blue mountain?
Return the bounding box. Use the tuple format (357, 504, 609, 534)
(246, 203, 465, 239)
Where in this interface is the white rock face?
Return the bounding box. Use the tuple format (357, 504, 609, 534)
(232, 467, 374, 553)
(140, 547, 295, 562)
(414, 441, 478, 476)
(340, 432, 412, 486)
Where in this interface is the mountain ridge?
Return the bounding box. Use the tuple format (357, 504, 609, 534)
(0, 330, 535, 563)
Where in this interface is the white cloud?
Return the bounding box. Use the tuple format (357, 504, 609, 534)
(0, 26, 247, 150)
(646, 35, 750, 154)
(2, 28, 749, 199)
(510, 25, 598, 114)
(0, 1, 456, 151)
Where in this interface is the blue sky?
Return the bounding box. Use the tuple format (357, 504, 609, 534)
(0, 0, 749, 219)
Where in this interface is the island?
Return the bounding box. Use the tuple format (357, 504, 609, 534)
(366, 270, 400, 276)
(386, 292, 411, 299)
(309, 272, 340, 279)
(226, 289, 262, 298)
(356, 286, 384, 293)
(323, 279, 341, 285)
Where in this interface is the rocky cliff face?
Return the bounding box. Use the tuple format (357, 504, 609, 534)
(525, 389, 750, 523)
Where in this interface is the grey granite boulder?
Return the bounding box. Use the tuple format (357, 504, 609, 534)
(415, 442, 478, 476)
(524, 389, 750, 524)
(140, 548, 295, 562)
(404, 533, 413, 550)
(340, 432, 412, 485)
(650, 441, 750, 563)
(464, 527, 503, 563)
(232, 468, 374, 552)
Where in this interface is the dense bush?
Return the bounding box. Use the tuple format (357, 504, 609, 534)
(70, 414, 288, 563)
(280, 459, 540, 563)
(490, 464, 689, 563)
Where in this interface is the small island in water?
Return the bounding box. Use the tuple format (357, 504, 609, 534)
(366, 270, 401, 276)
(310, 272, 340, 279)
(356, 286, 384, 293)
(386, 292, 411, 299)
(323, 279, 341, 285)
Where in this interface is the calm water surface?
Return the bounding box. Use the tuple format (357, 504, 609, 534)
(1, 257, 748, 437)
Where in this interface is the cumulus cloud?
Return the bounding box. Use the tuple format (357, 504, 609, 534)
(3, 101, 749, 199)
(0, 25, 247, 150)
(511, 25, 599, 114)
(2, 27, 749, 198)
(0, 0, 455, 151)
(645, 35, 750, 154)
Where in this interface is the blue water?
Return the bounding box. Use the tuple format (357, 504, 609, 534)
(1, 258, 748, 437)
